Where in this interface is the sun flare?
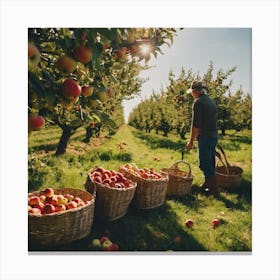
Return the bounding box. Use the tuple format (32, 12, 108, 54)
(139, 43, 152, 56)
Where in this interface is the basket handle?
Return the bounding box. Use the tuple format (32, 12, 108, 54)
(215, 145, 230, 174)
(216, 143, 232, 168)
(169, 160, 192, 177)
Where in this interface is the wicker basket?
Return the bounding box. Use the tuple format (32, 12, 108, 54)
(119, 167, 168, 210)
(85, 173, 137, 221)
(161, 160, 194, 196)
(215, 144, 243, 188)
(28, 188, 95, 247)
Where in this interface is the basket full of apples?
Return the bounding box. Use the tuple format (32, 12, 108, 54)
(85, 166, 137, 221)
(28, 187, 95, 247)
(161, 160, 194, 196)
(118, 164, 168, 210)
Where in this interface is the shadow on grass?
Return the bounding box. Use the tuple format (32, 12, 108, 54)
(132, 130, 184, 151)
(29, 202, 206, 252)
(98, 151, 133, 162)
(28, 143, 58, 153)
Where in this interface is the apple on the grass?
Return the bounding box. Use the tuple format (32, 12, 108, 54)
(212, 218, 221, 228)
(61, 78, 82, 100)
(100, 236, 110, 244)
(56, 54, 77, 74)
(28, 42, 40, 69)
(28, 115, 45, 131)
(91, 239, 102, 250)
(102, 240, 113, 251)
(73, 45, 92, 64)
(185, 219, 194, 228)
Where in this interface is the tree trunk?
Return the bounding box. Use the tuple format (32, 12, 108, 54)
(55, 126, 77, 156)
(221, 128, 226, 136)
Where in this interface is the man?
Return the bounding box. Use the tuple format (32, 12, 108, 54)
(185, 80, 219, 196)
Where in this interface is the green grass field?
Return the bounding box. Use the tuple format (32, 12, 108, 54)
(28, 124, 252, 252)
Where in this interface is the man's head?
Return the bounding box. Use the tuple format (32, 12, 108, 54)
(187, 80, 206, 99)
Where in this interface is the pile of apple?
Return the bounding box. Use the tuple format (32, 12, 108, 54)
(28, 187, 90, 216)
(89, 166, 135, 189)
(91, 236, 119, 251)
(119, 163, 164, 180)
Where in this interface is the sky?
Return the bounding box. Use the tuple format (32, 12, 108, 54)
(122, 28, 252, 122)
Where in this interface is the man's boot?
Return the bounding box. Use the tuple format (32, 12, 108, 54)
(204, 175, 220, 197)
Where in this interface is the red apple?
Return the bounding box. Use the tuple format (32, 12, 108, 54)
(94, 176, 102, 184)
(96, 167, 106, 174)
(28, 196, 40, 207)
(117, 47, 127, 60)
(73, 197, 83, 204)
(185, 219, 194, 228)
(66, 201, 78, 210)
(61, 78, 82, 100)
(28, 115, 45, 131)
(73, 45, 92, 64)
(28, 208, 41, 215)
(81, 85, 94, 97)
(100, 236, 110, 244)
(111, 243, 119, 251)
(129, 45, 138, 55)
(39, 195, 46, 203)
(56, 54, 77, 74)
(33, 202, 45, 212)
(55, 204, 67, 212)
(106, 87, 115, 98)
(212, 218, 221, 228)
(42, 204, 55, 214)
(114, 183, 123, 188)
(64, 194, 74, 201)
(42, 187, 54, 198)
(28, 42, 40, 69)
(104, 242, 119, 251)
(48, 195, 59, 206)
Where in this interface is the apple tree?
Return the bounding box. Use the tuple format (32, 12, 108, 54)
(28, 28, 178, 155)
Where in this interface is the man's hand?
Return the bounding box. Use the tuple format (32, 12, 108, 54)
(186, 141, 193, 150)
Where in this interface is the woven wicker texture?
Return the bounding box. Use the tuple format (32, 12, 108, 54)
(85, 174, 136, 221)
(161, 160, 193, 196)
(119, 168, 168, 209)
(28, 188, 95, 247)
(215, 144, 243, 188)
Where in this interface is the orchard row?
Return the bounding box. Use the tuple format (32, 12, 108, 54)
(128, 63, 252, 138)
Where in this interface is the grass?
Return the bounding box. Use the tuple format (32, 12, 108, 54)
(28, 124, 252, 252)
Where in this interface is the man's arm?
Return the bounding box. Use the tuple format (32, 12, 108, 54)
(186, 126, 199, 149)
